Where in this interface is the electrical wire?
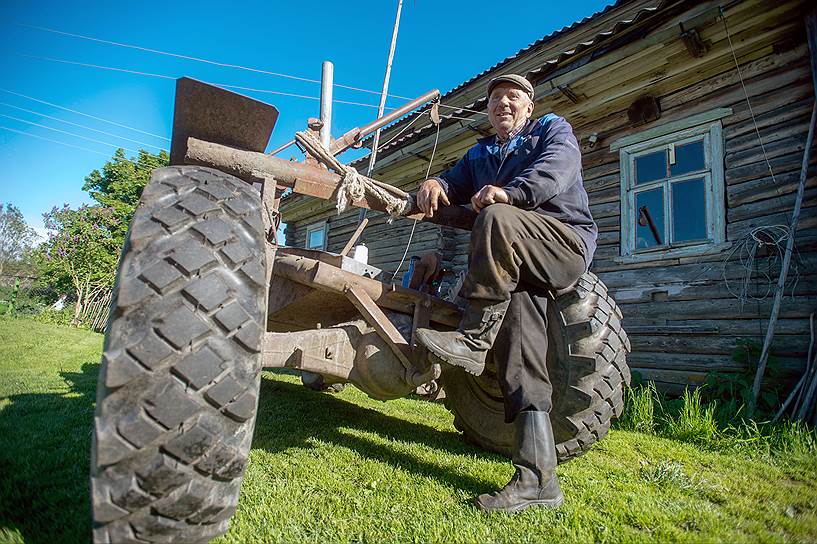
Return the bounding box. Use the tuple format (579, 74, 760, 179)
(20, 53, 175, 80)
(720, 8, 780, 190)
(0, 126, 150, 169)
(0, 88, 170, 141)
(721, 225, 800, 309)
(0, 103, 166, 151)
(19, 23, 488, 116)
(392, 119, 442, 277)
(439, 103, 487, 116)
(1, 125, 110, 156)
(20, 23, 414, 101)
(376, 110, 428, 151)
(20, 53, 386, 109)
(0, 113, 140, 154)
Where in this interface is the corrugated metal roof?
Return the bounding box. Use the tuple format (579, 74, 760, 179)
(348, 0, 668, 168)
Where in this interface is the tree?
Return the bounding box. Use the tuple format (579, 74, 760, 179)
(34, 148, 168, 326)
(0, 203, 37, 277)
(83, 148, 169, 232)
(37, 204, 122, 324)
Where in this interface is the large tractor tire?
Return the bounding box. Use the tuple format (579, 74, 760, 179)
(441, 272, 630, 462)
(91, 166, 267, 543)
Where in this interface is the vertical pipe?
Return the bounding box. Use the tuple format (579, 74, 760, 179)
(320, 61, 334, 150)
(360, 0, 404, 224)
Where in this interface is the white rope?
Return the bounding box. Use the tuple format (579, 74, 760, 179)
(294, 130, 408, 219)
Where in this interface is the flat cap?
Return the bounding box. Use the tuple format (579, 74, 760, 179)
(486, 74, 534, 100)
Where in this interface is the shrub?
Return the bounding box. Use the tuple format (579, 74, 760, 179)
(33, 308, 75, 327)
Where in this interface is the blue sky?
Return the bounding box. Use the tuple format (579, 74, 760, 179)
(0, 0, 613, 238)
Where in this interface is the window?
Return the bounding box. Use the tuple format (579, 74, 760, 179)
(305, 221, 327, 250)
(614, 109, 729, 260)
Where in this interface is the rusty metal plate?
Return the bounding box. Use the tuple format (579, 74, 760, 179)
(170, 77, 279, 165)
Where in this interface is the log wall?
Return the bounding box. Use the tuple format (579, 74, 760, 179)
(282, 0, 816, 394)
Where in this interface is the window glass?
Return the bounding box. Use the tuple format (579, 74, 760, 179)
(635, 150, 667, 185)
(307, 227, 324, 249)
(672, 178, 707, 242)
(670, 140, 705, 176)
(635, 187, 665, 249)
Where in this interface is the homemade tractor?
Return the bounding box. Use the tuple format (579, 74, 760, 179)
(91, 78, 631, 543)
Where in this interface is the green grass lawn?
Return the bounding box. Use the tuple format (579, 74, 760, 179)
(0, 318, 815, 543)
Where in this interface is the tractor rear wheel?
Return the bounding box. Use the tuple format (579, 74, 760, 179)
(91, 166, 267, 543)
(441, 272, 630, 462)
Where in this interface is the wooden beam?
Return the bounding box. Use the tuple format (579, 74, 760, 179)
(185, 136, 477, 231)
(340, 218, 369, 257)
(750, 102, 817, 413)
(272, 253, 462, 328)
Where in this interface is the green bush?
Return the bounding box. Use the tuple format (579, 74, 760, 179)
(33, 308, 75, 327)
(702, 338, 784, 417)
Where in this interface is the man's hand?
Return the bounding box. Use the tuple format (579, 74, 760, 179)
(471, 185, 510, 212)
(417, 179, 450, 218)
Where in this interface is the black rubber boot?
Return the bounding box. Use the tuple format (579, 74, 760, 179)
(415, 299, 510, 376)
(475, 411, 564, 513)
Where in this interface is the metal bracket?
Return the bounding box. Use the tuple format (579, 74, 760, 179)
(344, 284, 413, 369)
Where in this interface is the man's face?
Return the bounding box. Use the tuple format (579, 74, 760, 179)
(488, 83, 534, 139)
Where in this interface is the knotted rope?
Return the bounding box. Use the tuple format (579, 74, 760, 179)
(294, 130, 408, 219)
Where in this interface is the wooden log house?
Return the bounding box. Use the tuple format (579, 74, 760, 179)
(280, 0, 817, 394)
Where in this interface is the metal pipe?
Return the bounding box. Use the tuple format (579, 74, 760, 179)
(270, 87, 437, 158)
(329, 88, 439, 155)
(320, 61, 334, 150)
(268, 138, 295, 156)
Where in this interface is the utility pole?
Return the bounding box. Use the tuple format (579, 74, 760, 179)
(359, 0, 404, 225)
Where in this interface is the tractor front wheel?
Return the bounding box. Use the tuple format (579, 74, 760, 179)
(91, 166, 267, 543)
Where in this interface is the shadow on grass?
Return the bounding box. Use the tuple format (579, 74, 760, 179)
(253, 374, 502, 494)
(0, 366, 501, 543)
(0, 361, 99, 544)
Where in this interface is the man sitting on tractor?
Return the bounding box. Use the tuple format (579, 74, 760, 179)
(414, 74, 597, 513)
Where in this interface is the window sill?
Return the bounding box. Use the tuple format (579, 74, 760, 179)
(615, 241, 732, 264)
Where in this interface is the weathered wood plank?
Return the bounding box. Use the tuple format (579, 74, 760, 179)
(618, 297, 815, 320)
(629, 333, 809, 356)
(727, 188, 817, 223)
(628, 351, 805, 374)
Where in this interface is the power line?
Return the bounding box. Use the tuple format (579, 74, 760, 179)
(1, 103, 166, 151)
(1, 127, 161, 170)
(2, 125, 114, 158)
(0, 88, 170, 141)
(20, 53, 386, 109)
(1, 113, 140, 154)
(19, 53, 175, 80)
(20, 23, 415, 101)
(214, 82, 383, 109)
(19, 23, 488, 116)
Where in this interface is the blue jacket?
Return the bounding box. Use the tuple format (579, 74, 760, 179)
(433, 114, 597, 265)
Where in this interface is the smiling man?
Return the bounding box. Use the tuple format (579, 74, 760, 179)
(414, 74, 597, 513)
